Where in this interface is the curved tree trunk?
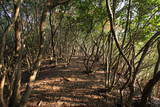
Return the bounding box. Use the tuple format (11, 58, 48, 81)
(139, 39, 160, 107)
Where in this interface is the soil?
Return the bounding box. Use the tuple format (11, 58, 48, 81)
(25, 56, 117, 107)
(25, 56, 160, 107)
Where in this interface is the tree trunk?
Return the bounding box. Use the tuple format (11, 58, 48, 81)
(140, 40, 160, 107)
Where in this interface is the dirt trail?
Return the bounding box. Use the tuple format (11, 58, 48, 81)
(26, 56, 115, 107)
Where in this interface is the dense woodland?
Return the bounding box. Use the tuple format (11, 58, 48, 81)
(0, 0, 160, 107)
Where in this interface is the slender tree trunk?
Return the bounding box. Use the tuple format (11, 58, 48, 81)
(0, 75, 7, 107)
(8, 5, 22, 106)
(0, 0, 22, 106)
(19, 6, 49, 106)
(139, 40, 160, 107)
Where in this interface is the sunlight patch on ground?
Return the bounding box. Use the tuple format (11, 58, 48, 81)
(85, 95, 102, 99)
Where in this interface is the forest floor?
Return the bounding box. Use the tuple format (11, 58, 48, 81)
(25, 56, 160, 107)
(26, 56, 117, 107)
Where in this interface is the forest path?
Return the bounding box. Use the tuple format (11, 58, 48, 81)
(26, 56, 115, 107)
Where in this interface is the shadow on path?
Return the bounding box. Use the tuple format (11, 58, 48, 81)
(26, 56, 115, 107)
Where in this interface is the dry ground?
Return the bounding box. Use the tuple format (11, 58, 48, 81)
(25, 56, 160, 107)
(26, 56, 116, 107)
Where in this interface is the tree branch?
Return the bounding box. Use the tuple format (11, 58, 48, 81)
(106, 0, 132, 70)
